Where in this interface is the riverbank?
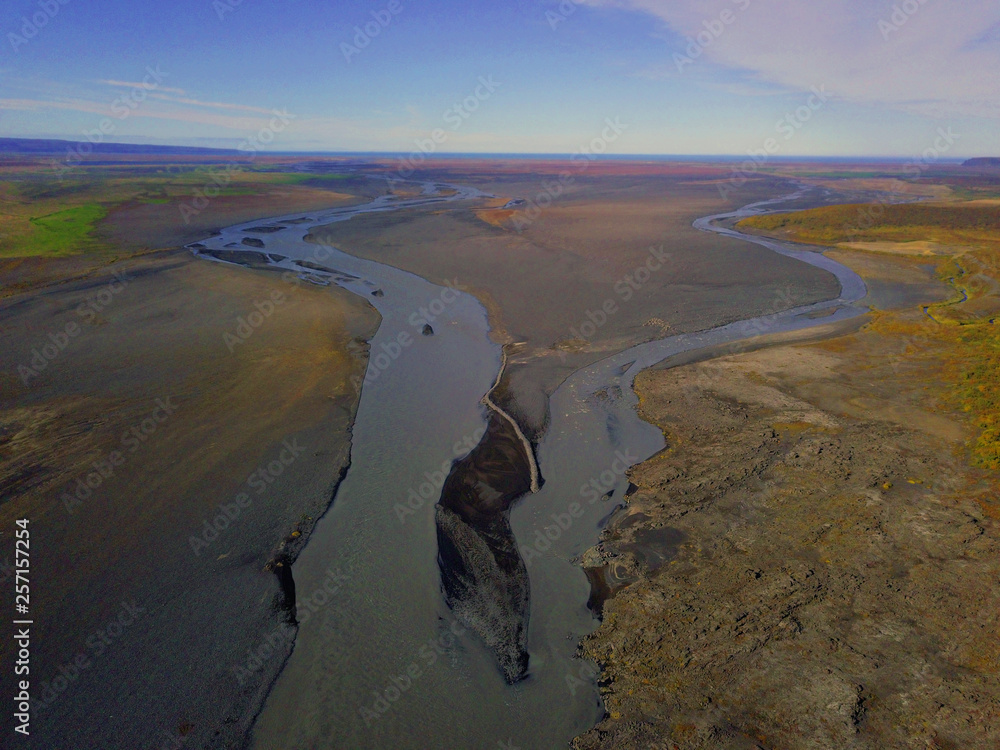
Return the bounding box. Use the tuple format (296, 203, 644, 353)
(175, 176, 884, 748)
(573, 223, 1000, 748)
(254, 173, 882, 748)
(3, 160, 948, 747)
(302, 168, 845, 438)
(0, 248, 378, 746)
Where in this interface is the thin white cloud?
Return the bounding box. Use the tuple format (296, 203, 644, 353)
(0, 98, 109, 114)
(0, 96, 284, 131)
(0, 95, 405, 149)
(585, 0, 1000, 118)
(98, 79, 186, 95)
(147, 93, 273, 114)
(33, 78, 277, 116)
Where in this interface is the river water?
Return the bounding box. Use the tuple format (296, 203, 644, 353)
(193, 183, 866, 749)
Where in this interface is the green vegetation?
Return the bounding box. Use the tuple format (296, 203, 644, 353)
(0, 162, 356, 259)
(949, 188, 1000, 201)
(956, 325, 1000, 470)
(782, 171, 887, 179)
(257, 172, 353, 185)
(743, 199, 1000, 472)
(26, 204, 108, 256)
(739, 203, 1000, 246)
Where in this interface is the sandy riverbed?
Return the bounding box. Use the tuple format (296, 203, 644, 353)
(0, 249, 377, 746)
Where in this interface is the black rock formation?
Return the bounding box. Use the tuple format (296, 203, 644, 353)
(435, 412, 534, 683)
(963, 157, 1000, 168)
(244, 225, 287, 233)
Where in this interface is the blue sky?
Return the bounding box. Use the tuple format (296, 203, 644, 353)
(1, 0, 998, 156)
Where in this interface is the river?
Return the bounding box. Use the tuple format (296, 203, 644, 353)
(192, 182, 867, 749)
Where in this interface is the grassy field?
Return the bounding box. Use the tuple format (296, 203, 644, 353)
(742, 200, 1000, 471)
(0, 163, 357, 259)
(739, 202, 1000, 246)
(23, 203, 108, 256)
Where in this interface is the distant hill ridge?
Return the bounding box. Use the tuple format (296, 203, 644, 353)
(963, 157, 1000, 168)
(0, 137, 239, 155)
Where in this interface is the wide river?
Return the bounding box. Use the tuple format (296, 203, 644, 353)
(193, 182, 867, 749)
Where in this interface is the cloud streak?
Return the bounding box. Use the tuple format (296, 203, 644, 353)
(147, 93, 274, 114)
(98, 80, 186, 95)
(0, 96, 288, 131)
(0, 93, 419, 150)
(586, 0, 1000, 118)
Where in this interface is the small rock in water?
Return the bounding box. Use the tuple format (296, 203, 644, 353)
(422, 324, 434, 336)
(241, 237, 265, 248)
(371, 289, 384, 297)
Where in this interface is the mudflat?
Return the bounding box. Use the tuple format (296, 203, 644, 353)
(573, 194, 1000, 749)
(0, 249, 377, 746)
(307, 165, 841, 434)
(5, 154, 997, 748)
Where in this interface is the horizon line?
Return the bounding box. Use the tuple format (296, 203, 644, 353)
(0, 136, 990, 163)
